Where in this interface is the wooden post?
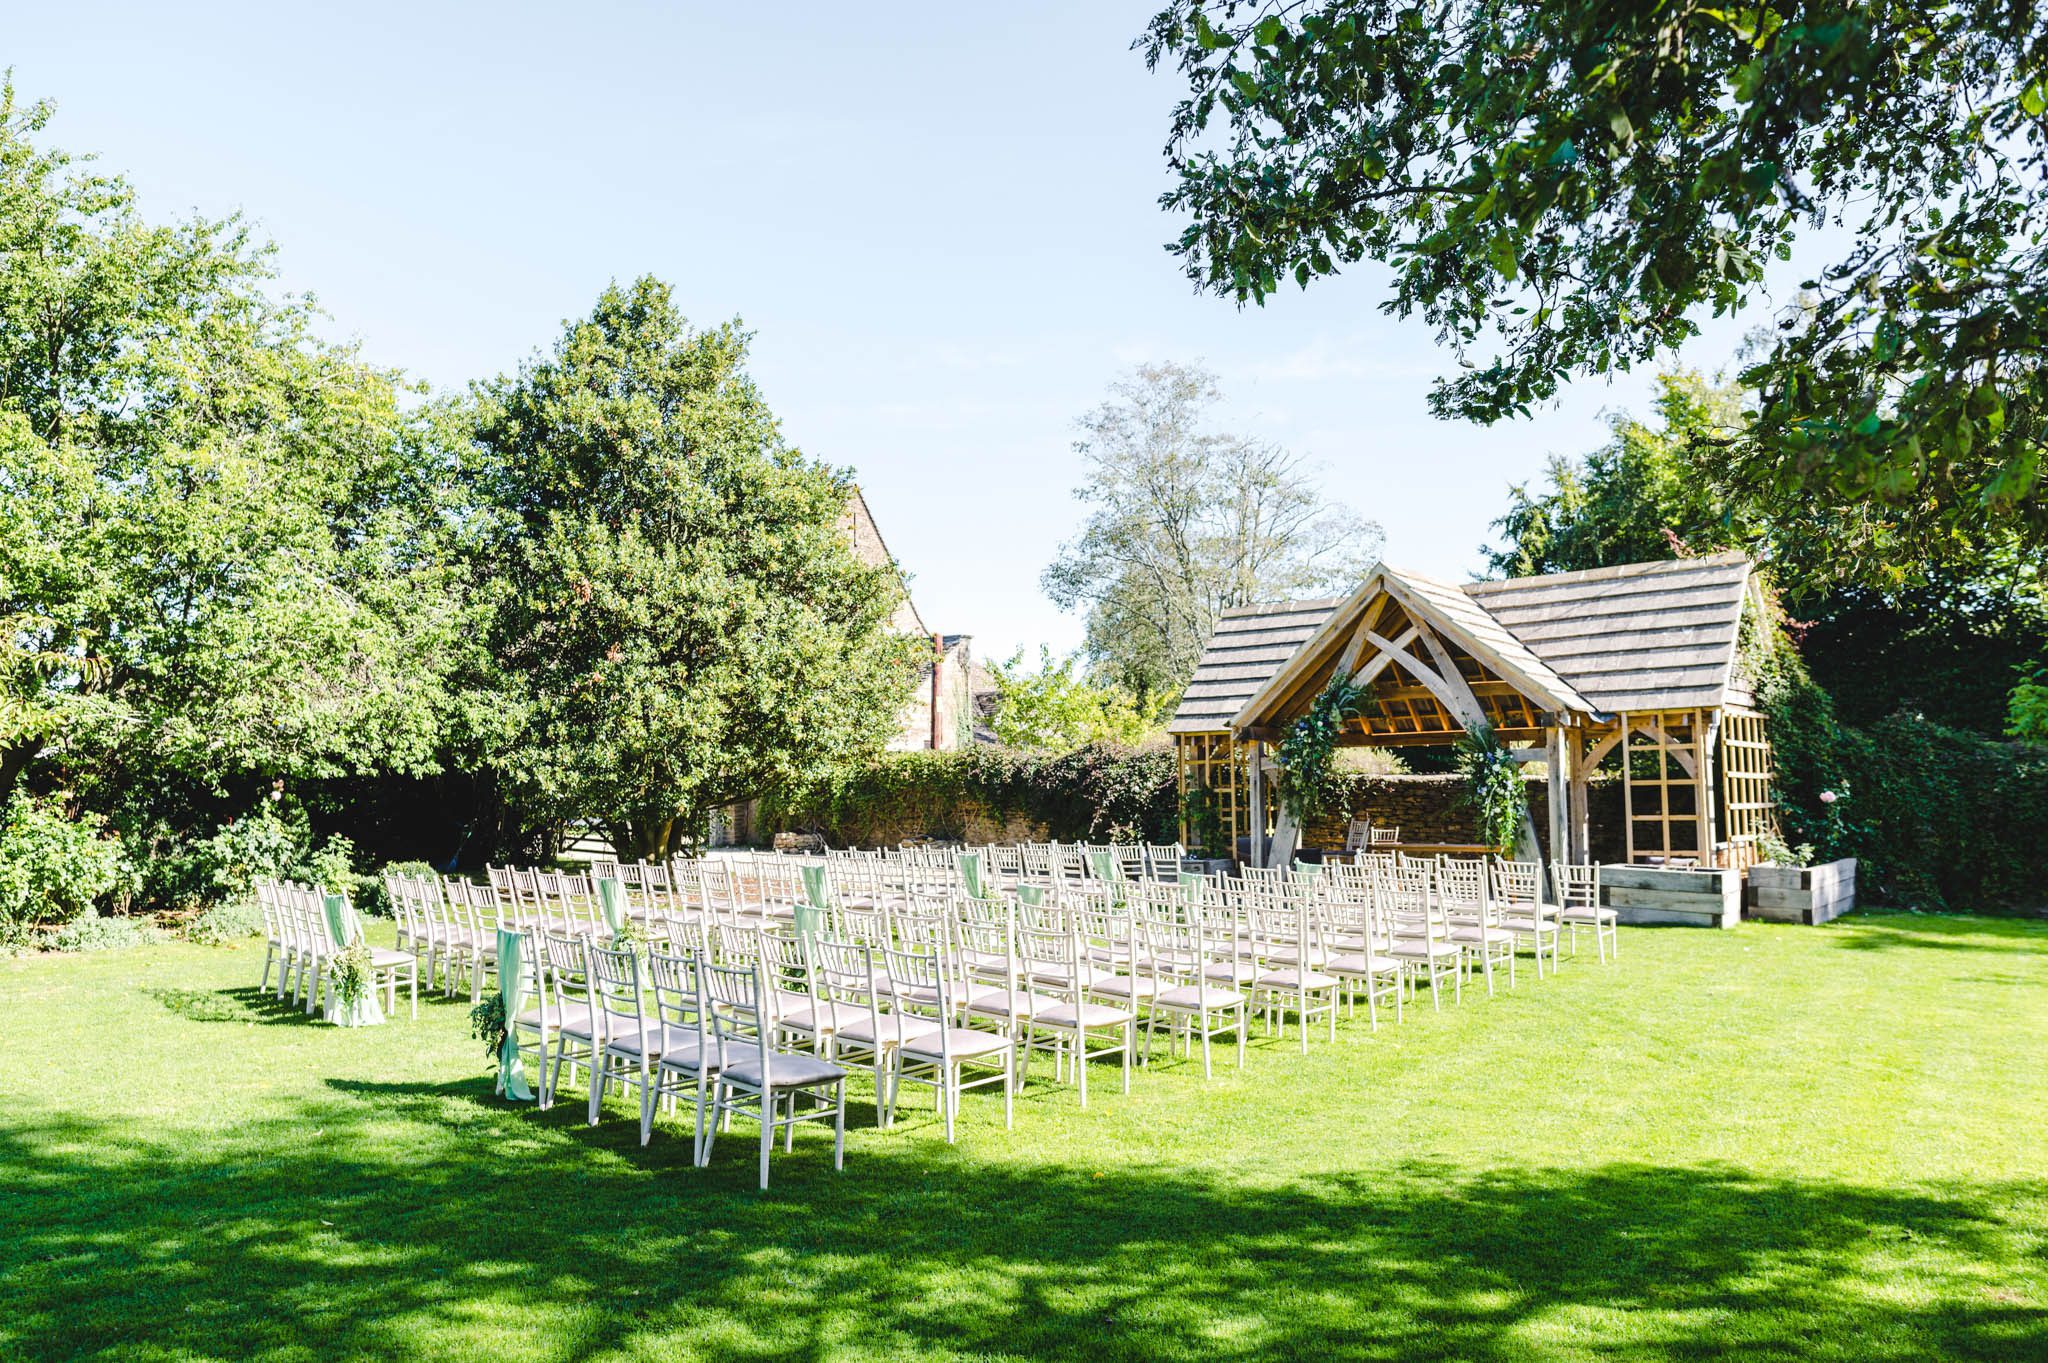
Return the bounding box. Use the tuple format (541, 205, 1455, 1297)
(1546, 724, 1569, 896)
(1567, 727, 1591, 866)
(1699, 709, 1722, 866)
(1245, 738, 1266, 868)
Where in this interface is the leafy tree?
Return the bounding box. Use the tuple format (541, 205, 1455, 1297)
(1486, 367, 2048, 734)
(1043, 361, 1380, 702)
(988, 647, 1167, 751)
(0, 81, 463, 812)
(1141, 3, 2048, 565)
(460, 279, 922, 861)
(1485, 371, 1755, 577)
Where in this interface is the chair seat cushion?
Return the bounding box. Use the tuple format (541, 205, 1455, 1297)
(1035, 1001, 1134, 1030)
(1388, 939, 1460, 961)
(722, 1052, 846, 1089)
(1088, 974, 1158, 1000)
(899, 1027, 1014, 1061)
(1558, 907, 1617, 923)
(1323, 952, 1401, 977)
(369, 947, 414, 969)
(514, 1001, 593, 1034)
(605, 1021, 701, 1058)
(963, 987, 1062, 1019)
(1154, 984, 1245, 1010)
(1254, 968, 1339, 991)
(835, 1012, 943, 1046)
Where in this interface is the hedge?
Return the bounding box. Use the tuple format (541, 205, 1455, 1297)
(1764, 646, 2048, 911)
(1832, 715, 2048, 912)
(759, 743, 1178, 848)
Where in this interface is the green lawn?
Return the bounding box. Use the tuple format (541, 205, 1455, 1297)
(3, 912, 2044, 1362)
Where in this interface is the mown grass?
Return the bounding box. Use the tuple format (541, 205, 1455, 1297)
(3, 910, 2044, 1362)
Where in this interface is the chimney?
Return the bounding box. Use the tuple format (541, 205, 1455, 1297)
(930, 633, 945, 750)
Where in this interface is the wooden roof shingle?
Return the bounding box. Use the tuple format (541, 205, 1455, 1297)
(1464, 552, 1754, 714)
(1171, 553, 1759, 734)
(1166, 598, 1341, 733)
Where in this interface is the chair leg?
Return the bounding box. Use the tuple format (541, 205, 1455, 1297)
(833, 1082, 845, 1171)
(758, 1094, 774, 1190)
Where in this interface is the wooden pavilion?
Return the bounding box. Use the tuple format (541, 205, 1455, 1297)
(1168, 553, 1779, 870)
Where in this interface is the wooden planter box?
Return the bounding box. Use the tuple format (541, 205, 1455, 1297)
(1745, 859, 1857, 925)
(1600, 865, 1741, 929)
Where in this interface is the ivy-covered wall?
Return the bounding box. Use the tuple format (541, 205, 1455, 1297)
(758, 744, 1178, 848)
(1762, 631, 2048, 911)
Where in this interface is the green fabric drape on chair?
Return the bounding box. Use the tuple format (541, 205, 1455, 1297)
(796, 864, 830, 937)
(1086, 849, 1120, 883)
(957, 851, 985, 901)
(1017, 884, 1045, 908)
(321, 892, 383, 1028)
(597, 876, 626, 938)
(496, 928, 535, 1100)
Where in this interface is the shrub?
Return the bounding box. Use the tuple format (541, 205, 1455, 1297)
(186, 898, 263, 945)
(762, 743, 1178, 848)
(0, 794, 126, 945)
(50, 911, 161, 953)
(357, 859, 440, 918)
(191, 806, 308, 904)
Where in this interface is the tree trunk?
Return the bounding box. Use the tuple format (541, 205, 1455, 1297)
(0, 741, 35, 808)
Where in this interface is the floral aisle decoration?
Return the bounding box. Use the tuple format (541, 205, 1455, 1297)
(324, 939, 381, 1027)
(319, 892, 383, 1027)
(1276, 675, 1375, 822)
(1454, 723, 1528, 852)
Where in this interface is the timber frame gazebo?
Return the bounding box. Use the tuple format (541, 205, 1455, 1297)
(1168, 553, 1779, 871)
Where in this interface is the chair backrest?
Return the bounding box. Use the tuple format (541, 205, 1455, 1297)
(539, 930, 590, 1016)
(1490, 859, 1542, 906)
(1370, 825, 1401, 846)
(645, 946, 707, 1035)
(1556, 862, 1601, 910)
(584, 938, 646, 1043)
(1344, 819, 1372, 854)
(700, 957, 772, 1078)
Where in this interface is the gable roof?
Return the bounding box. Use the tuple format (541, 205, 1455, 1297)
(1166, 598, 1342, 734)
(1168, 553, 1758, 735)
(1464, 551, 1754, 713)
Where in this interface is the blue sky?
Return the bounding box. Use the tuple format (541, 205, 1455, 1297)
(12, 3, 1778, 664)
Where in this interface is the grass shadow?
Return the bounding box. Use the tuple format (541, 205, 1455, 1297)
(3, 1090, 2042, 1363)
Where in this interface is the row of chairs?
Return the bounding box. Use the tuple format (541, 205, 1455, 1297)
(491, 851, 1618, 1185)
(256, 880, 417, 1018)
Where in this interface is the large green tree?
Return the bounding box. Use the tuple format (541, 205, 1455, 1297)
(0, 82, 462, 811)
(1043, 361, 1380, 703)
(1141, 3, 2048, 566)
(1487, 369, 2048, 734)
(461, 279, 921, 860)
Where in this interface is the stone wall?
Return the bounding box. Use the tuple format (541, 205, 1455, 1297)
(1302, 774, 1624, 863)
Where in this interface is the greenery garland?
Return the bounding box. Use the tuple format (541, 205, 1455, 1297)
(325, 940, 373, 1010)
(1454, 723, 1527, 852)
(470, 990, 509, 1061)
(1276, 676, 1374, 822)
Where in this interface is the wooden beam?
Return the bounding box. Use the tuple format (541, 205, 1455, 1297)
(1567, 727, 1590, 866)
(1410, 623, 1492, 730)
(1547, 725, 1569, 895)
(1246, 740, 1266, 868)
(1349, 624, 1419, 689)
(1362, 628, 1489, 731)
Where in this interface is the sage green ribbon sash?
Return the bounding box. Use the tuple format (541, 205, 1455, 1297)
(597, 876, 625, 933)
(496, 928, 535, 1101)
(793, 864, 829, 937)
(1086, 849, 1121, 883)
(322, 891, 360, 947)
(800, 863, 831, 909)
(1017, 884, 1045, 907)
(957, 852, 985, 901)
